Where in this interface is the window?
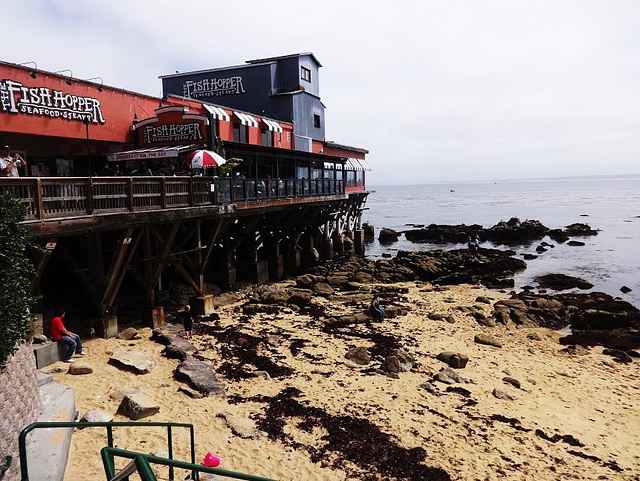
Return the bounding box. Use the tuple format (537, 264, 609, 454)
(346, 171, 356, 187)
(313, 114, 321, 128)
(261, 128, 272, 147)
(233, 123, 247, 143)
(301, 66, 311, 82)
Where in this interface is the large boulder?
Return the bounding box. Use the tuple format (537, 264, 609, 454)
(474, 333, 503, 348)
(345, 347, 370, 365)
(314, 283, 335, 297)
(378, 228, 401, 245)
(382, 348, 415, 373)
(174, 355, 225, 396)
(535, 273, 594, 291)
(436, 351, 469, 369)
(68, 361, 94, 375)
(254, 285, 289, 304)
(109, 349, 157, 374)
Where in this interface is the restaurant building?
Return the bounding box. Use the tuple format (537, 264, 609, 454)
(0, 54, 368, 189)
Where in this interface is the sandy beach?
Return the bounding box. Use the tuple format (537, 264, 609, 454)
(46, 277, 640, 481)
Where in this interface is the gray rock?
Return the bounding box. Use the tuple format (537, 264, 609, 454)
(419, 382, 441, 395)
(345, 347, 370, 365)
(109, 349, 158, 374)
(296, 274, 320, 288)
(117, 327, 140, 340)
(32, 334, 48, 344)
(326, 275, 348, 286)
(474, 333, 503, 348)
(314, 282, 335, 297)
(211, 292, 241, 307)
(437, 366, 469, 383)
(502, 376, 521, 389)
(343, 281, 363, 291)
(255, 285, 289, 304)
(117, 392, 160, 420)
(436, 351, 469, 369)
(526, 332, 542, 341)
(492, 388, 515, 401)
(80, 409, 113, 423)
(251, 370, 271, 380)
(386, 372, 400, 379)
(68, 361, 93, 375)
(109, 388, 143, 401)
(382, 348, 415, 373)
(385, 306, 405, 318)
(446, 315, 456, 324)
(433, 372, 456, 384)
(287, 292, 312, 307)
(178, 386, 204, 399)
(174, 355, 226, 396)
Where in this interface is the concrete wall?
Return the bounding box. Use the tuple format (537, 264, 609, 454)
(0, 343, 42, 481)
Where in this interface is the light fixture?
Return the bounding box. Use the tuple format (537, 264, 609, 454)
(53, 69, 73, 86)
(18, 61, 38, 79)
(85, 76, 103, 92)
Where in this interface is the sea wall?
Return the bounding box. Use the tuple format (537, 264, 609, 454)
(0, 343, 42, 481)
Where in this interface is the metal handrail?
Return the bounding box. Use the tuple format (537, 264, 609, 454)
(18, 421, 196, 481)
(101, 447, 276, 481)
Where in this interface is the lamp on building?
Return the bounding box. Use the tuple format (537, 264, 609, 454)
(85, 76, 103, 92)
(18, 61, 38, 79)
(53, 69, 73, 86)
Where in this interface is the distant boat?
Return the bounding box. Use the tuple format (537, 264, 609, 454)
(450, 189, 455, 192)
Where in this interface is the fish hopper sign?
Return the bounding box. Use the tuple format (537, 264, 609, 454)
(185, 149, 227, 169)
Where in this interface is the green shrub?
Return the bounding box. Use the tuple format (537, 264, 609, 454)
(0, 193, 35, 370)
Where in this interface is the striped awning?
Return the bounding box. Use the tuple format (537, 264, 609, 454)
(263, 118, 283, 133)
(345, 158, 364, 171)
(234, 111, 259, 128)
(357, 158, 371, 171)
(203, 104, 230, 122)
(323, 162, 334, 169)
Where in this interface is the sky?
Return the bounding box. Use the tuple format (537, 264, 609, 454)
(4, 0, 640, 184)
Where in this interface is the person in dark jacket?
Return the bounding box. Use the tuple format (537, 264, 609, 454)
(369, 296, 385, 322)
(181, 305, 194, 339)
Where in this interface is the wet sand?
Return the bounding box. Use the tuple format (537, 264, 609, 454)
(48, 279, 640, 480)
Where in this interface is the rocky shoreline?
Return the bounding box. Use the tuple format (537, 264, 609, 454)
(52, 226, 640, 480)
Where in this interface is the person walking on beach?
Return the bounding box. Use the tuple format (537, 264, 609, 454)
(369, 296, 385, 322)
(181, 305, 194, 339)
(49, 309, 85, 363)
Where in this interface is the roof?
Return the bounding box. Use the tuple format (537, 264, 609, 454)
(245, 52, 322, 67)
(159, 53, 322, 81)
(324, 141, 369, 155)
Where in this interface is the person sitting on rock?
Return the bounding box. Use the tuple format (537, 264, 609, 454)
(369, 296, 385, 322)
(50, 309, 86, 363)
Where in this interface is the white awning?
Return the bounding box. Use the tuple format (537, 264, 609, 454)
(323, 162, 334, 169)
(107, 145, 196, 162)
(357, 158, 371, 171)
(203, 104, 230, 122)
(263, 118, 283, 133)
(234, 111, 259, 128)
(345, 158, 364, 171)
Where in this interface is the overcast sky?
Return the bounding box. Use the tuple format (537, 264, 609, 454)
(5, 0, 640, 184)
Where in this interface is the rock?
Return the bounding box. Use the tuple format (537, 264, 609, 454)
(446, 315, 456, 324)
(117, 327, 139, 340)
(378, 228, 401, 244)
(266, 335, 281, 346)
(419, 382, 440, 395)
(314, 283, 335, 297)
(436, 351, 469, 369)
(345, 346, 371, 365)
(296, 274, 319, 288)
(363, 222, 375, 242)
(386, 372, 400, 379)
(287, 291, 312, 307)
(384, 305, 404, 319)
(433, 367, 469, 384)
(217, 411, 260, 439)
(68, 361, 93, 375)
(492, 389, 515, 401)
(382, 348, 415, 373)
(564, 223, 598, 236)
(326, 275, 348, 287)
(109, 349, 157, 374)
(562, 345, 590, 356)
(211, 292, 241, 307)
(535, 273, 594, 291)
(620, 286, 632, 294)
(117, 392, 160, 420)
(174, 355, 226, 396)
(602, 349, 633, 363)
(354, 272, 374, 284)
(32, 334, 48, 344)
(502, 377, 521, 389)
(475, 296, 492, 304)
(567, 241, 585, 247)
(526, 332, 543, 341)
(178, 386, 204, 399)
(433, 372, 456, 384)
(474, 333, 503, 348)
(109, 388, 143, 401)
(80, 409, 113, 423)
(255, 285, 290, 304)
(343, 281, 363, 291)
(251, 370, 271, 380)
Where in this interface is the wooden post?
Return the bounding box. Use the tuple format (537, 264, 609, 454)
(86, 177, 94, 214)
(35, 178, 44, 219)
(160, 176, 167, 209)
(127, 177, 134, 211)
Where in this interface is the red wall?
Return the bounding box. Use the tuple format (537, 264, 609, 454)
(0, 63, 159, 144)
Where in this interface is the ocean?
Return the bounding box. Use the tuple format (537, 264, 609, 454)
(362, 175, 640, 309)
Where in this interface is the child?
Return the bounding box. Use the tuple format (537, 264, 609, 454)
(181, 305, 194, 339)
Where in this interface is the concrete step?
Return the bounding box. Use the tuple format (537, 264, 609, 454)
(22, 382, 76, 481)
(36, 371, 53, 387)
(33, 342, 67, 369)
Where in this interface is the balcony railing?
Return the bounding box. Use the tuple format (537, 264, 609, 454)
(0, 176, 345, 221)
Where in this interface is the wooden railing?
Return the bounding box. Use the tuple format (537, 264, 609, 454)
(0, 176, 345, 221)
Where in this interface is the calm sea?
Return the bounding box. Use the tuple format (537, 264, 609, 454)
(362, 175, 640, 308)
